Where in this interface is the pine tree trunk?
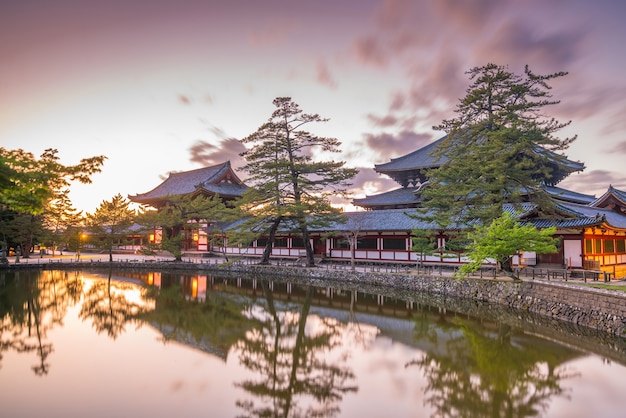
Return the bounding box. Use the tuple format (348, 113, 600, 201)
(261, 217, 282, 264)
(301, 226, 315, 267)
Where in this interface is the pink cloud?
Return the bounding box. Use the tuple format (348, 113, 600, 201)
(353, 36, 388, 67)
(363, 131, 433, 161)
(559, 170, 626, 196)
(476, 20, 586, 71)
(248, 20, 295, 47)
(316, 60, 337, 89)
(431, 0, 502, 33)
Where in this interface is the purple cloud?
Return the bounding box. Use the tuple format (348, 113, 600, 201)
(189, 138, 246, 170)
(363, 131, 433, 161)
(559, 170, 626, 197)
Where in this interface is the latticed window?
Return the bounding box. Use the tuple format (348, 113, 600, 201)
(382, 238, 405, 250)
(357, 238, 378, 250)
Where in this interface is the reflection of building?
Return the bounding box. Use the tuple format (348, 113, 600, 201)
(129, 140, 626, 278)
(137, 272, 584, 367)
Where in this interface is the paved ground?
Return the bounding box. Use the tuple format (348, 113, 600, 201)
(4, 251, 626, 288)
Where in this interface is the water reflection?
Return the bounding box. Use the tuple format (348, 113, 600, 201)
(0, 270, 82, 375)
(408, 314, 579, 417)
(2, 269, 626, 417)
(79, 270, 148, 339)
(234, 283, 357, 417)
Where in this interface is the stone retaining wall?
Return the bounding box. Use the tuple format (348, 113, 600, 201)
(11, 260, 626, 337)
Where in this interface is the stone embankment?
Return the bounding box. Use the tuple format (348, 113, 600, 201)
(7, 258, 626, 337)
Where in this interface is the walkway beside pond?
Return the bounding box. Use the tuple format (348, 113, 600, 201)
(4, 251, 626, 289)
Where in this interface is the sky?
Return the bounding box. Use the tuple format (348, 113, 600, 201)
(2, 0, 626, 213)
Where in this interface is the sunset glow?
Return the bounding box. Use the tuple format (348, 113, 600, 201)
(2, 0, 625, 213)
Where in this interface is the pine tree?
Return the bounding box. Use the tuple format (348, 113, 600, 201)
(421, 64, 577, 228)
(42, 189, 83, 255)
(87, 194, 136, 262)
(239, 97, 357, 266)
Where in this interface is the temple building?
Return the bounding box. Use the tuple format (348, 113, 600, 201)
(129, 161, 247, 208)
(129, 142, 626, 278)
(129, 161, 247, 252)
(345, 136, 626, 277)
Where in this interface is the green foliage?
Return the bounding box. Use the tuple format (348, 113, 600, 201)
(411, 229, 437, 266)
(0, 148, 105, 215)
(420, 64, 576, 228)
(41, 189, 83, 255)
(239, 97, 357, 266)
(86, 194, 136, 261)
(458, 212, 558, 279)
(135, 193, 227, 261)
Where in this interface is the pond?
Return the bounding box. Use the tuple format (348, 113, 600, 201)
(2, 269, 626, 418)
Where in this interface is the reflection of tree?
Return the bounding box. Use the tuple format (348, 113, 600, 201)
(235, 283, 357, 418)
(0, 270, 83, 375)
(137, 283, 257, 360)
(79, 269, 145, 339)
(407, 316, 578, 418)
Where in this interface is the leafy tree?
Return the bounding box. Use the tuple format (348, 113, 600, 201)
(457, 212, 558, 279)
(421, 64, 576, 228)
(42, 190, 83, 256)
(86, 194, 136, 262)
(0, 148, 105, 215)
(0, 211, 44, 260)
(239, 97, 357, 266)
(135, 193, 227, 261)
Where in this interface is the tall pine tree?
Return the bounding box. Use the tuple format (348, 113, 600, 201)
(420, 64, 578, 228)
(239, 97, 357, 266)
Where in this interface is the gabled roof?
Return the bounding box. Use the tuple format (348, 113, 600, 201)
(522, 201, 626, 231)
(129, 161, 247, 206)
(590, 185, 626, 212)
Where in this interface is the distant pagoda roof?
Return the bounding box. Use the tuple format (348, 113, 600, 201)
(374, 135, 585, 188)
(353, 184, 594, 211)
(374, 137, 446, 187)
(352, 187, 421, 210)
(129, 161, 247, 207)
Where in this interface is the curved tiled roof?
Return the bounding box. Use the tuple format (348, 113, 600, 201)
(129, 161, 247, 206)
(374, 137, 447, 172)
(352, 187, 420, 208)
(544, 186, 595, 205)
(374, 135, 585, 187)
(321, 209, 438, 232)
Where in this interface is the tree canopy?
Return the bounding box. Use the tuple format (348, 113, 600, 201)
(86, 194, 136, 262)
(420, 64, 577, 228)
(457, 212, 558, 279)
(0, 148, 105, 215)
(135, 193, 227, 261)
(239, 97, 357, 266)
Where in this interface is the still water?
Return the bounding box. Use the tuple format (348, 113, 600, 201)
(2, 269, 626, 418)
